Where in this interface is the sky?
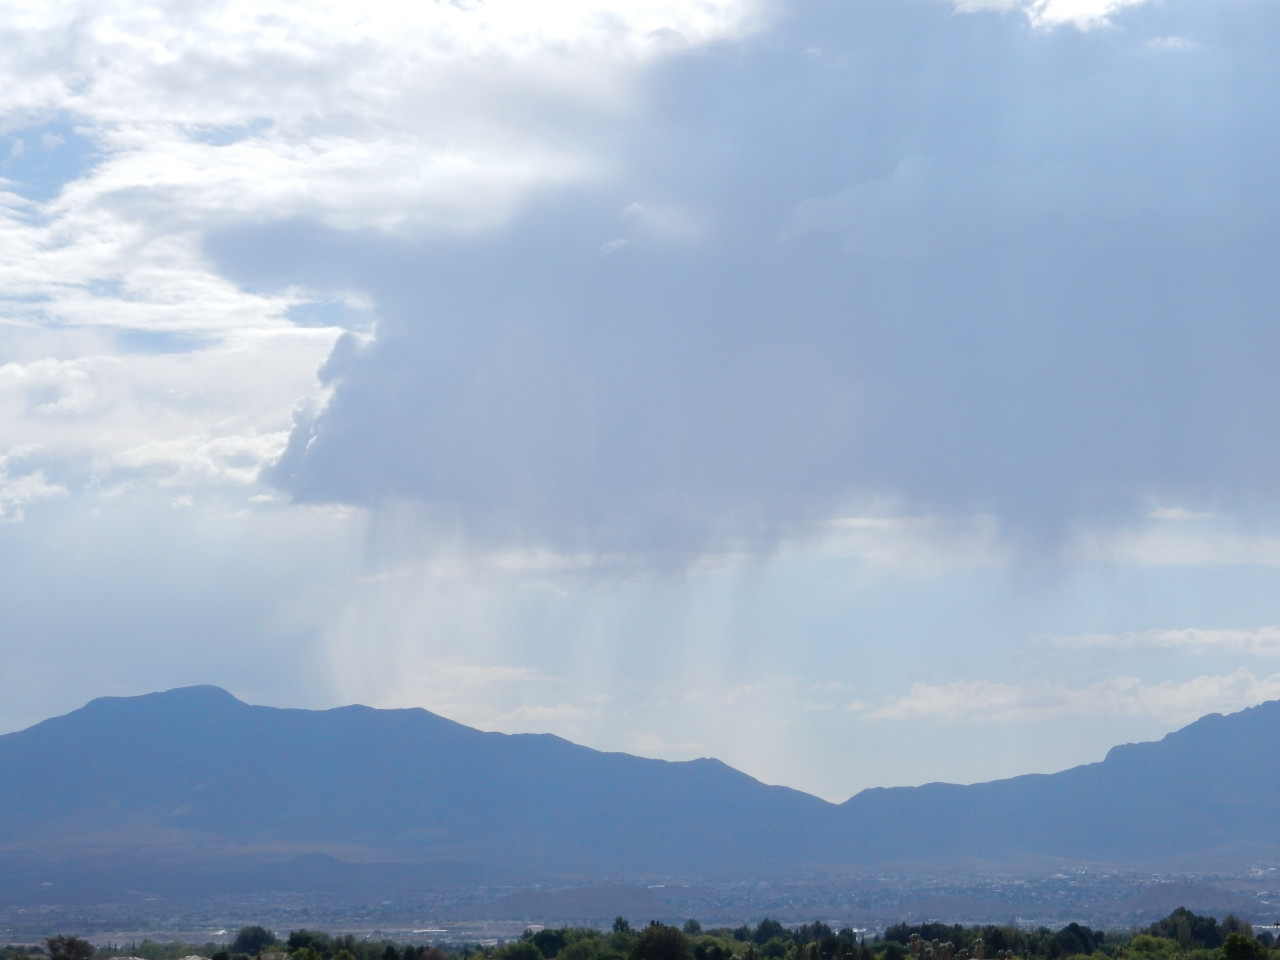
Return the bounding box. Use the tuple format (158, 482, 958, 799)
(3, 0, 1280, 802)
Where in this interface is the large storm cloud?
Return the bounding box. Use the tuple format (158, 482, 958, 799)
(211, 0, 1280, 555)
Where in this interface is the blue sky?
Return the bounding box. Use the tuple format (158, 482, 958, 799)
(3, 0, 1280, 801)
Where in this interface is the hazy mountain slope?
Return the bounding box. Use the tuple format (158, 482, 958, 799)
(838, 699, 1280, 867)
(2, 687, 1280, 904)
(0, 686, 837, 878)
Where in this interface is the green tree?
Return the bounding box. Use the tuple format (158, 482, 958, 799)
(286, 933, 330, 958)
(1223, 919, 1255, 940)
(615, 922, 634, 936)
(46, 938, 94, 960)
(754, 924, 788, 948)
(683, 925, 702, 938)
(1048, 924, 1097, 959)
(1124, 935, 1180, 960)
(530, 932, 568, 959)
(1222, 935, 1266, 960)
(498, 943, 541, 960)
(233, 930, 278, 957)
(1144, 909, 1223, 950)
(561, 942, 602, 960)
(630, 925, 691, 960)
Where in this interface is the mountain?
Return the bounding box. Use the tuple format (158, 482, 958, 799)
(839, 699, 1280, 869)
(0, 686, 836, 900)
(2, 687, 1279, 904)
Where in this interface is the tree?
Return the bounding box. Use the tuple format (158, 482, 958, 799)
(531, 931, 568, 959)
(1223, 918, 1255, 940)
(1144, 908, 1222, 950)
(561, 941, 604, 960)
(498, 942, 541, 960)
(630, 925, 691, 960)
(1049, 923, 1097, 959)
(234, 928, 279, 956)
(287, 932, 330, 957)
(44, 937, 93, 960)
(754, 923, 788, 948)
(614, 921, 634, 936)
(1222, 934, 1267, 960)
(682, 923, 702, 937)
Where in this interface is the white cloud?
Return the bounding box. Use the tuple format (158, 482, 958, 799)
(866, 669, 1280, 724)
(617, 200, 705, 245)
(0, 0, 763, 240)
(0, 358, 96, 415)
(627, 731, 706, 755)
(0, 328, 335, 498)
(112, 429, 288, 486)
(1070, 526, 1280, 567)
(0, 457, 65, 521)
(948, 0, 1151, 29)
(1147, 36, 1198, 51)
(1043, 627, 1280, 656)
(1148, 506, 1216, 521)
(803, 510, 1009, 577)
(495, 702, 591, 725)
(0, 0, 764, 527)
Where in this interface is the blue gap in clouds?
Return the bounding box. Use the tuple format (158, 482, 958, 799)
(287, 300, 376, 331)
(189, 118, 273, 147)
(114, 329, 214, 355)
(0, 118, 99, 204)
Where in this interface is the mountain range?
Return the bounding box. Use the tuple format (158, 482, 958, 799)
(1, 686, 1278, 904)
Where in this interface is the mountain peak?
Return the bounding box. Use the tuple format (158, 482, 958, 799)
(91, 684, 244, 707)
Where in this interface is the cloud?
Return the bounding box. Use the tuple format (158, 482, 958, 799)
(0, 0, 1276, 559)
(495, 702, 592, 725)
(0, 329, 334, 502)
(1070, 527, 1280, 567)
(627, 731, 706, 755)
(0, 358, 96, 416)
(866, 669, 1280, 724)
(0, 456, 65, 521)
(804, 511, 1009, 577)
(0, 0, 765, 539)
(951, 0, 1151, 29)
(219, 0, 1280, 557)
(1148, 507, 1216, 522)
(1043, 627, 1280, 656)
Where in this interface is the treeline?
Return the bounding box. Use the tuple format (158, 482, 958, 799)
(3, 908, 1277, 960)
(484, 911, 1277, 960)
(0, 929, 443, 960)
(872, 909, 1271, 960)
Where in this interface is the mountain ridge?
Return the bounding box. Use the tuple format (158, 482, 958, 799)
(3, 687, 1279, 904)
